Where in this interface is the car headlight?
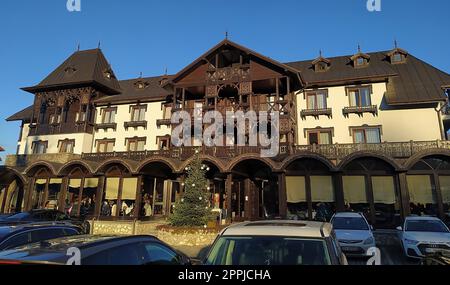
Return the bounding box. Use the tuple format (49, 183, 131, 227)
(364, 237, 375, 245)
(404, 238, 419, 245)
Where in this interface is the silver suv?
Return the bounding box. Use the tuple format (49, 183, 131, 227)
(204, 220, 348, 265)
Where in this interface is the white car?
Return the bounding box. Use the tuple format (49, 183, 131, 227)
(398, 216, 450, 259)
(331, 212, 376, 257)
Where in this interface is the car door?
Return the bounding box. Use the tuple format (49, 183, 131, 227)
(82, 243, 146, 265)
(0, 232, 31, 250)
(30, 228, 70, 244)
(141, 241, 184, 265)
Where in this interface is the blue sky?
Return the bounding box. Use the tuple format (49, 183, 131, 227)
(0, 0, 449, 162)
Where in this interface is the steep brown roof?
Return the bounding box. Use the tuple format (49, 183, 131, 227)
(94, 76, 172, 105)
(285, 51, 450, 105)
(22, 49, 121, 94)
(6, 105, 33, 122)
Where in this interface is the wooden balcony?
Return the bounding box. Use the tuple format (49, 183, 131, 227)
(300, 108, 332, 119)
(28, 122, 92, 136)
(124, 120, 147, 130)
(80, 140, 450, 163)
(343, 105, 378, 116)
(5, 153, 82, 167)
(156, 119, 172, 127)
(94, 122, 117, 131)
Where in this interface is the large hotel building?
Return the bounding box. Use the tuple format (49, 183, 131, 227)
(1, 39, 450, 228)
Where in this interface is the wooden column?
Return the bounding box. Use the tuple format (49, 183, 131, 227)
(278, 172, 287, 218)
(244, 178, 252, 220)
(305, 175, 313, 220)
(24, 178, 35, 211)
(397, 172, 411, 217)
(182, 88, 186, 110)
(58, 177, 69, 212)
(95, 176, 105, 217)
(116, 177, 124, 216)
(365, 174, 376, 225)
(76, 177, 85, 216)
(333, 173, 345, 212)
(42, 178, 50, 209)
(134, 175, 143, 218)
(225, 173, 233, 222)
(432, 173, 445, 220)
(0, 184, 7, 213)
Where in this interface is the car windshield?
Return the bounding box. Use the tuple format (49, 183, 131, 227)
(405, 220, 450, 233)
(332, 217, 369, 231)
(3, 212, 30, 221)
(205, 236, 331, 265)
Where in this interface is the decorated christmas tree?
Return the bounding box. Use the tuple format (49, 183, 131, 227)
(169, 150, 213, 227)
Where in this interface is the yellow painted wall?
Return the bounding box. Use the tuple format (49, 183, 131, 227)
(296, 83, 442, 145)
(93, 102, 171, 152)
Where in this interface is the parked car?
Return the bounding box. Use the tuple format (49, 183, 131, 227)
(330, 212, 376, 257)
(397, 216, 450, 259)
(0, 210, 90, 233)
(0, 214, 13, 221)
(0, 223, 82, 251)
(0, 235, 192, 265)
(203, 220, 348, 265)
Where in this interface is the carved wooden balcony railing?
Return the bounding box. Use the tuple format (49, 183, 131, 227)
(94, 122, 117, 131)
(343, 105, 378, 117)
(78, 140, 450, 164)
(124, 121, 147, 130)
(156, 119, 172, 127)
(5, 153, 82, 167)
(206, 64, 250, 84)
(300, 108, 332, 119)
(28, 122, 92, 136)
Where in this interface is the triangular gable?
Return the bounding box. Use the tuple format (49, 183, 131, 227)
(167, 39, 304, 86)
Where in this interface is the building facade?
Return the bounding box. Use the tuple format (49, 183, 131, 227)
(1, 39, 450, 228)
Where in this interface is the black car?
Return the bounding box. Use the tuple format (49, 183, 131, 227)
(0, 223, 82, 251)
(0, 235, 191, 265)
(0, 210, 90, 233)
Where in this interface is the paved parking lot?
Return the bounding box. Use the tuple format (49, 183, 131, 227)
(174, 231, 421, 265)
(347, 231, 419, 265)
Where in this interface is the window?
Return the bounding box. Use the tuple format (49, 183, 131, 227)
(96, 139, 115, 153)
(162, 104, 172, 120)
(315, 62, 328, 72)
(355, 57, 367, 66)
(307, 130, 332, 145)
(352, 127, 381, 143)
(76, 105, 87, 122)
(102, 108, 117, 124)
(49, 109, 61, 124)
(30, 229, 67, 244)
(0, 233, 30, 250)
(142, 242, 180, 265)
(126, 137, 146, 151)
(131, 105, 147, 122)
(306, 91, 327, 110)
(83, 243, 144, 265)
(58, 139, 75, 153)
(392, 53, 404, 63)
(157, 136, 170, 150)
(348, 86, 372, 107)
(32, 141, 47, 154)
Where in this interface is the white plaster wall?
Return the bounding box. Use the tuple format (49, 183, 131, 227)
(93, 102, 171, 152)
(296, 82, 442, 145)
(22, 133, 93, 155)
(17, 123, 30, 155)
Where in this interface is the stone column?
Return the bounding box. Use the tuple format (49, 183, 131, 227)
(225, 173, 233, 222)
(278, 172, 287, 218)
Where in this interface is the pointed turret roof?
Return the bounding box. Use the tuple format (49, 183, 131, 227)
(22, 49, 121, 94)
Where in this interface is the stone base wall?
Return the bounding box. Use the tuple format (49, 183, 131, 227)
(89, 220, 218, 247)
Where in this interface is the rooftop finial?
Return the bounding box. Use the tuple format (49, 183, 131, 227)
(357, 44, 361, 53)
(225, 30, 229, 40)
(394, 39, 398, 49)
(139, 72, 143, 78)
(164, 67, 168, 76)
(77, 43, 80, 51)
(319, 50, 323, 57)
(98, 41, 101, 49)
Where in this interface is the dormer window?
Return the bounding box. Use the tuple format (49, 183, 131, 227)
(351, 46, 370, 68)
(64, 66, 77, 75)
(388, 49, 408, 64)
(134, 80, 149, 90)
(312, 52, 330, 72)
(103, 68, 115, 80)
